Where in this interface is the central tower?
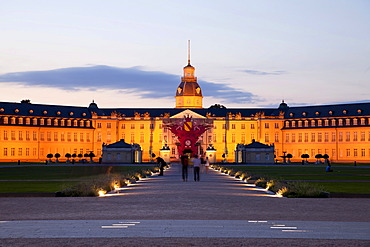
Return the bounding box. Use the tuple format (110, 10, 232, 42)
(175, 41, 203, 109)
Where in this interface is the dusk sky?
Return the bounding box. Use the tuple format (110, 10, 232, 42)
(1, 0, 369, 108)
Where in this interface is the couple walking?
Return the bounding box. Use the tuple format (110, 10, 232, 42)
(180, 154, 210, 182)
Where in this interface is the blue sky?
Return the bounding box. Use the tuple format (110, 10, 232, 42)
(0, 0, 369, 108)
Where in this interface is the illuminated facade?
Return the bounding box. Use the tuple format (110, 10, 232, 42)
(1, 57, 370, 163)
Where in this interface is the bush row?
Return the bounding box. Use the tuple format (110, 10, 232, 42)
(211, 165, 329, 198)
(55, 167, 160, 197)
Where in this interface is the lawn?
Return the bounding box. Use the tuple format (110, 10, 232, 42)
(0, 164, 156, 193)
(223, 165, 370, 194)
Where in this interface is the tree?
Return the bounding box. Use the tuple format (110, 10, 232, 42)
(315, 154, 323, 163)
(54, 153, 61, 162)
(77, 153, 83, 160)
(286, 153, 293, 163)
(72, 153, 77, 158)
(88, 152, 96, 163)
(20, 99, 31, 104)
(46, 153, 53, 162)
(323, 154, 329, 164)
(209, 104, 227, 109)
(301, 154, 309, 162)
(65, 153, 71, 160)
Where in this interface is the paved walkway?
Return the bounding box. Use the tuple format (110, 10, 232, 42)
(0, 163, 369, 246)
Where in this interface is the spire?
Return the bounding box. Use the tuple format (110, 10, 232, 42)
(187, 40, 191, 65)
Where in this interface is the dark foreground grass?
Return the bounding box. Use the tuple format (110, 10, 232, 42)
(0, 165, 155, 193)
(224, 165, 370, 194)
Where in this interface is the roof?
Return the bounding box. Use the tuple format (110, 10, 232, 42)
(0, 101, 91, 119)
(244, 141, 271, 148)
(105, 139, 132, 148)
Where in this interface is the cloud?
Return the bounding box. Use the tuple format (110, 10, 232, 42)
(242, 69, 286, 76)
(0, 65, 256, 104)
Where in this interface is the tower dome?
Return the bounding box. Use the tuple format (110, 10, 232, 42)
(175, 41, 203, 109)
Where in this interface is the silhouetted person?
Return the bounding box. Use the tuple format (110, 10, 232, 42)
(193, 155, 201, 181)
(156, 157, 166, 176)
(181, 155, 189, 181)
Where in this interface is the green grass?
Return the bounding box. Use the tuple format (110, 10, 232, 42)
(0, 165, 156, 193)
(0, 181, 81, 193)
(223, 165, 370, 194)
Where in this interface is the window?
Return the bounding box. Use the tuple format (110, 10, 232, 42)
(140, 124, 144, 129)
(241, 134, 246, 143)
(331, 132, 336, 142)
(47, 119, 51, 125)
(346, 132, 350, 142)
(73, 120, 78, 127)
(251, 124, 255, 129)
(318, 133, 322, 142)
(346, 119, 351, 125)
(361, 132, 365, 141)
(86, 133, 90, 142)
(265, 133, 269, 142)
(11, 131, 16, 140)
(67, 132, 71, 142)
(222, 124, 226, 129)
(107, 123, 111, 128)
(331, 119, 336, 126)
(346, 149, 350, 157)
(61, 132, 65, 141)
(11, 148, 15, 156)
(54, 132, 58, 141)
(353, 132, 358, 142)
(275, 133, 279, 142)
(26, 131, 30, 141)
(304, 121, 309, 127)
(97, 133, 102, 142)
(338, 119, 343, 126)
(80, 133, 84, 142)
(318, 120, 322, 127)
(33, 148, 37, 156)
(19, 131, 23, 141)
(121, 124, 125, 129)
(361, 149, 365, 157)
(131, 124, 135, 129)
(47, 132, 51, 141)
(311, 120, 315, 127)
(332, 149, 336, 158)
(291, 133, 295, 142)
(285, 121, 290, 128)
(232, 134, 236, 142)
(33, 131, 37, 141)
(354, 149, 358, 157)
(292, 121, 296, 127)
(3, 130, 8, 140)
(353, 119, 358, 125)
(232, 124, 236, 129)
(298, 133, 302, 142)
(222, 134, 226, 142)
(74, 133, 78, 142)
(67, 120, 71, 126)
(324, 120, 329, 126)
(3, 148, 8, 156)
(274, 123, 279, 129)
(26, 118, 30, 125)
(324, 132, 329, 142)
(18, 148, 22, 156)
(304, 133, 309, 142)
(311, 133, 315, 142)
(285, 133, 289, 142)
(97, 123, 102, 128)
(241, 124, 245, 129)
(130, 134, 135, 143)
(140, 133, 144, 142)
(172, 148, 176, 155)
(107, 133, 111, 142)
(339, 132, 343, 142)
(264, 123, 269, 129)
(54, 119, 58, 126)
(213, 134, 217, 143)
(298, 121, 302, 127)
(360, 118, 366, 125)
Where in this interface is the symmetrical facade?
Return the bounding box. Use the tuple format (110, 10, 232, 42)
(1, 57, 370, 163)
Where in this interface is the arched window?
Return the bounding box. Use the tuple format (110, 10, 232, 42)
(47, 119, 51, 125)
(331, 119, 336, 126)
(311, 120, 316, 127)
(338, 119, 343, 126)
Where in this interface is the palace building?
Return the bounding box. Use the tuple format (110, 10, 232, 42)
(1, 52, 370, 163)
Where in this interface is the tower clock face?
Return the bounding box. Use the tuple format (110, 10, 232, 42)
(185, 139, 191, 146)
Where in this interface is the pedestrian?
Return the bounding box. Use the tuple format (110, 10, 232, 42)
(205, 157, 210, 174)
(180, 155, 189, 181)
(192, 155, 201, 181)
(156, 157, 166, 176)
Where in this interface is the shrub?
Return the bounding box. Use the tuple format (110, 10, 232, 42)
(255, 178, 267, 188)
(284, 181, 329, 198)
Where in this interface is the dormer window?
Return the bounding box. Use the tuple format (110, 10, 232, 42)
(315, 112, 320, 116)
(353, 118, 358, 125)
(70, 112, 74, 116)
(302, 112, 307, 116)
(338, 119, 343, 126)
(285, 121, 290, 128)
(329, 111, 333, 115)
(311, 120, 316, 127)
(343, 110, 347, 114)
(289, 113, 294, 117)
(29, 110, 33, 114)
(14, 109, 19, 113)
(0, 108, 4, 112)
(43, 111, 48, 115)
(331, 119, 336, 126)
(357, 109, 362, 114)
(57, 111, 61, 115)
